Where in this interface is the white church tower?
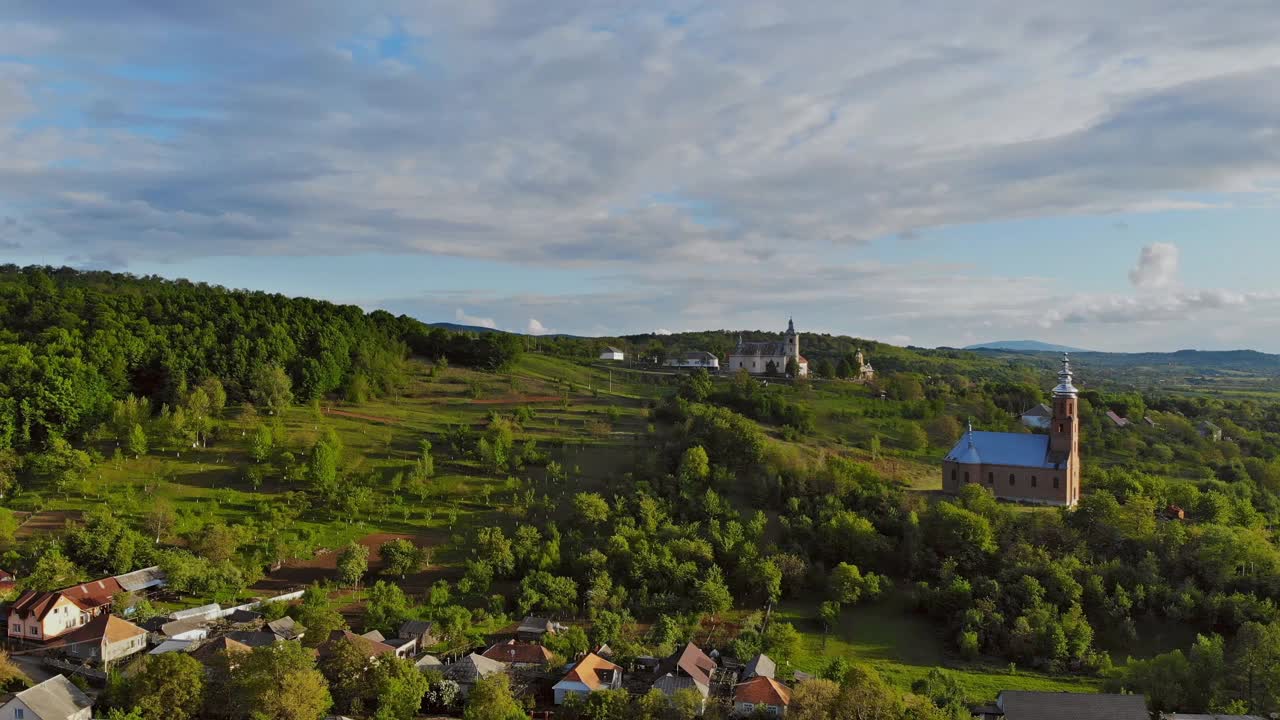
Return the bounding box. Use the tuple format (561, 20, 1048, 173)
(784, 317, 800, 365)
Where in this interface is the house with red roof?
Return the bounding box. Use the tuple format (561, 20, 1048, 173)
(482, 639, 553, 666)
(734, 675, 791, 717)
(5, 591, 93, 642)
(653, 642, 718, 710)
(553, 652, 622, 705)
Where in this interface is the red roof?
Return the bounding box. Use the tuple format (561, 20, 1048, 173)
(660, 643, 716, 687)
(735, 676, 792, 706)
(482, 640, 552, 664)
(9, 591, 88, 621)
(60, 577, 124, 609)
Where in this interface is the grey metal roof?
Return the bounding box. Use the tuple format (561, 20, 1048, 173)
(1165, 715, 1266, 720)
(653, 674, 708, 698)
(161, 618, 209, 638)
(267, 617, 303, 640)
(517, 616, 553, 634)
(415, 654, 443, 669)
(445, 653, 506, 684)
(997, 691, 1146, 720)
(743, 653, 775, 679)
(15, 675, 93, 719)
(1021, 404, 1052, 418)
(731, 341, 788, 357)
(945, 432, 1058, 469)
(115, 565, 166, 592)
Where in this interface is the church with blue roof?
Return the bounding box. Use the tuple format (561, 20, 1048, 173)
(942, 355, 1082, 507)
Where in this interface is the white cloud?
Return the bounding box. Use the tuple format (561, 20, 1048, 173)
(526, 318, 552, 335)
(654, 328, 672, 335)
(454, 307, 496, 329)
(1129, 243, 1181, 290)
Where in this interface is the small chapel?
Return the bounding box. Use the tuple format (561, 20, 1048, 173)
(728, 318, 809, 377)
(942, 354, 1082, 507)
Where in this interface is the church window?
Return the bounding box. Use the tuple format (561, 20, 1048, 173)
(950, 469, 956, 483)
(1009, 474, 1016, 486)
(963, 472, 970, 484)
(1031, 476, 1037, 487)
(1058, 423, 1065, 433)
(987, 472, 994, 484)
(1053, 477, 1060, 489)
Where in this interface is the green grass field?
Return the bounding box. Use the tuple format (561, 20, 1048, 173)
(776, 594, 1103, 703)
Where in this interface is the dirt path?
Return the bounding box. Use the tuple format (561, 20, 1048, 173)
(470, 395, 561, 405)
(251, 531, 444, 595)
(16, 510, 82, 539)
(322, 407, 400, 424)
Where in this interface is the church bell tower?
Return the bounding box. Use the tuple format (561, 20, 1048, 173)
(785, 317, 799, 362)
(1050, 353, 1081, 504)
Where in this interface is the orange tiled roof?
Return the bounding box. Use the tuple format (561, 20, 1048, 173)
(63, 612, 146, 646)
(561, 652, 621, 691)
(735, 675, 792, 707)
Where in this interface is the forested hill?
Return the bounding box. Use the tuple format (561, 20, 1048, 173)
(0, 266, 522, 451)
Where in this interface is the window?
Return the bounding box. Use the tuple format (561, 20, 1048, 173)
(16, 708, 24, 719)
(9, 623, 17, 633)
(28, 624, 36, 635)
(1058, 423, 1064, 433)
(1053, 477, 1060, 489)
(1031, 476, 1037, 487)
(951, 469, 956, 483)
(963, 471, 970, 484)
(1009, 474, 1016, 486)
(988, 472, 994, 484)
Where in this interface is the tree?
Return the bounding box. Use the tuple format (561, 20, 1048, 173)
(364, 581, 411, 636)
(22, 547, 83, 591)
(337, 542, 369, 587)
(463, 674, 526, 720)
(128, 423, 148, 459)
(320, 637, 373, 714)
(380, 538, 425, 579)
(756, 559, 783, 607)
(816, 358, 836, 378)
(308, 440, 339, 498)
(925, 416, 963, 448)
(762, 621, 801, 664)
(572, 492, 610, 526)
(373, 656, 431, 720)
(250, 364, 294, 414)
(296, 586, 347, 648)
(695, 565, 733, 616)
(230, 641, 332, 720)
(789, 678, 842, 720)
(819, 601, 842, 633)
(129, 653, 204, 720)
(829, 563, 882, 605)
(251, 425, 274, 463)
(146, 498, 176, 544)
(785, 357, 800, 378)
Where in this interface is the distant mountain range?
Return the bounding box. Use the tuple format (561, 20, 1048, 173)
(964, 340, 1092, 353)
(428, 321, 505, 334)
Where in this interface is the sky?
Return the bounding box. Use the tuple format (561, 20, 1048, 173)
(2, 2, 1280, 351)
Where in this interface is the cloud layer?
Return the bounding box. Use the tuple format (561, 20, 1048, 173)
(2, 2, 1280, 348)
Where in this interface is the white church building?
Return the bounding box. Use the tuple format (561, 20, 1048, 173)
(728, 318, 809, 377)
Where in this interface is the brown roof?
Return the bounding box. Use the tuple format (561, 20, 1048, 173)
(658, 643, 716, 688)
(9, 591, 87, 621)
(735, 675, 791, 707)
(62, 613, 146, 646)
(997, 691, 1147, 720)
(60, 577, 124, 608)
(560, 652, 621, 691)
(482, 640, 553, 665)
(318, 630, 396, 660)
(190, 636, 253, 665)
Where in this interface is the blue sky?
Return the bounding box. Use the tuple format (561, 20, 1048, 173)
(3, 2, 1280, 351)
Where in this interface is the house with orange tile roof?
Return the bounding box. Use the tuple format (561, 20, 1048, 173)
(553, 652, 622, 705)
(482, 639, 553, 666)
(733, 675, 791, 717)
(61, 613, 148, 666)
(653, 642, 717, 707)
(59, 577, 124, 612)
(5, 591, 93, 642)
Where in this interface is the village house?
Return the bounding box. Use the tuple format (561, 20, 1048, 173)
(653, 643, 717, 711)
(1019, 404, 1052, 430)
(0, 570, 15, 593)
(553, 652, 623, 705)
(189, 636, 252, 669)
(516, 616, 555, 642)
(598, 347, 625, 361)
(160, 618, 210, 642)
(317, 630, 396, 661)
(0, 675, 92, 720)
(973, 690, 1147, 720)
(444, 653, 506, 698)
(61, 613, 148, 666)
(665, 351, 721, 370)
(943, 355, 1082, 507)
(6, 592, 92, 643)
(742, 653, 775, 679)
(727, 319, 808, 377)
(482, 640, 553, 666)
(1105, 410, 1131, 428)
(1198, 421, 1223, 441)
(734, 675, 791, 717)
(398, 620, 438, 649)
(267, 617, 305, 642)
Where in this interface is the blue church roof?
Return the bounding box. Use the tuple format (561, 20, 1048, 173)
(944, 431, 1058, 469)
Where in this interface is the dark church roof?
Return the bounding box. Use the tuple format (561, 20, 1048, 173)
(731, 341, 789, 357)
(944, 431, 1064, 470)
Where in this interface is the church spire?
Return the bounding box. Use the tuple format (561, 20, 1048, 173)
(786, 317, 795, 335)
(1052, 353, 1078, 398)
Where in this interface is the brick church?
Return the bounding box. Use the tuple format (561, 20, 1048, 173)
(942, 354, 1081, 506)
